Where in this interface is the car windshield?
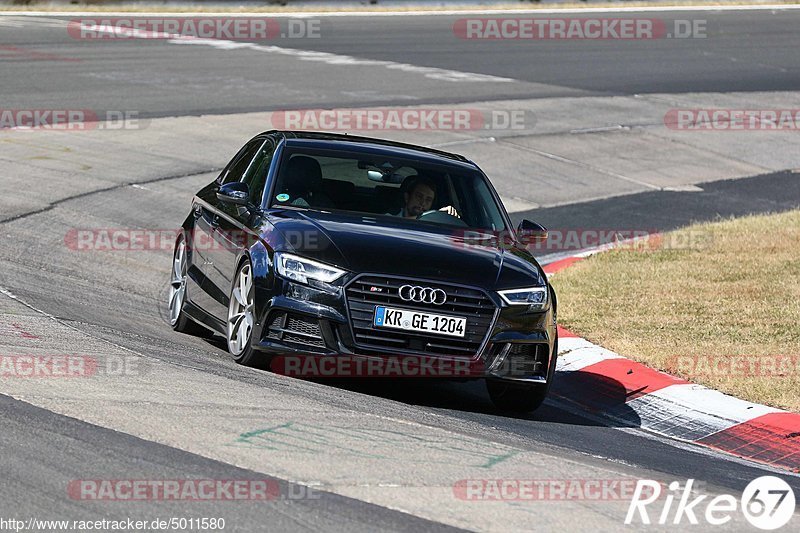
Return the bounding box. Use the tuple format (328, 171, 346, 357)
(269, 147, 508, 232)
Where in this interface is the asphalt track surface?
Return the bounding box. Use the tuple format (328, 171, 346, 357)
(0, 10, 799, 117)
(513, 169, 800, 231)
(1, 8, 800, 532)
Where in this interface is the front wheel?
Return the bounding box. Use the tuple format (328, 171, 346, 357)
(226, 260, 260, 366)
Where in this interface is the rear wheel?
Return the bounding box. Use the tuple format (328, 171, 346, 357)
(487, 335, 558, 413)
(227, 260, 259, 366)
(169, 236, 207, 336)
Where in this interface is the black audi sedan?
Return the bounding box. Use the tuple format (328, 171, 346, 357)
(169, 131, 558, 412)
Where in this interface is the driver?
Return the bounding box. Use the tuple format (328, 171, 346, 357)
(387, 175, 461, 220)
(397, 175, 436, 219)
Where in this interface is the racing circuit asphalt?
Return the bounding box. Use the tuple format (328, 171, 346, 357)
(1, 9, 800, 117)
(1, 7, 800, 531)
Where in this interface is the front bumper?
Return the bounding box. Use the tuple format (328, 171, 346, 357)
(251, 275, 557, 383)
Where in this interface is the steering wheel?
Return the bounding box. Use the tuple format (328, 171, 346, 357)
(417, 209, 468, 227)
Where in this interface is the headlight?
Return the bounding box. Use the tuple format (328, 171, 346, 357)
(498, 287, 549, 310)
(274, 252, 346, 285)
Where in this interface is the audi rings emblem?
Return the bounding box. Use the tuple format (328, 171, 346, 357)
(398, 285, 447, 305)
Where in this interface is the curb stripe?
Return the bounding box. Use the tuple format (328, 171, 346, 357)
(556, 325, 577, 338)
(547, 247, 800, 471)
(553, 325, 800, 471)
(543, 256, 584, 275)
(553, 356, 688, 416)
(578, 358, 689, 399)
(698, 413, 800, 472)
(557, 342, 622, 372)
(626, 384, 779, 442)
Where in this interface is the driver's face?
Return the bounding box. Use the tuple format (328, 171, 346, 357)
(404, 184, 435, 218)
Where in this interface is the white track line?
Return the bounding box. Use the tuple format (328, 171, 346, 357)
(79, 23, 515, 83)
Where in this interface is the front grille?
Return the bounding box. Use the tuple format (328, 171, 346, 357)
(265, 312, 326, 349)
(493, 343, 549, 378)
(345, 275, 496, 357)
(501, 344, 548, 377)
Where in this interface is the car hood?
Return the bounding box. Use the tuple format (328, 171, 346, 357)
(266, 210, 545, 290)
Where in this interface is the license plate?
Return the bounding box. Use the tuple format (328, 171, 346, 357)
(373, 306, 466, 338)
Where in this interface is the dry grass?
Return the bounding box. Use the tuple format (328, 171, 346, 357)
(551, 209, 800, 412)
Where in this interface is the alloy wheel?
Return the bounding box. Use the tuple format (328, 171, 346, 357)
(227, 263, 254, 356)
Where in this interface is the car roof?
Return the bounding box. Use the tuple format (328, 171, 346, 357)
(261, 130, 478, 170)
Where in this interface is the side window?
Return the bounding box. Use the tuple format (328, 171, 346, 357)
(242, 138, 277, 206)
(218, 139, 263, 185)
(458, 174, 503, 231)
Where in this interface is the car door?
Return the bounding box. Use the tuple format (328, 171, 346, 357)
(192, 138, 265, 320)
(204, 136, 279, 322)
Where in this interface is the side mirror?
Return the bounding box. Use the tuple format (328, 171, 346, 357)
(517, 219, 548, 244)
(217, 182, 250, 206)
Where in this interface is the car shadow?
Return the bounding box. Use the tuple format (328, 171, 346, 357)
(196, 333, 642, 428)
(286, 370, 643, 429)
(549, 369, 648, 428)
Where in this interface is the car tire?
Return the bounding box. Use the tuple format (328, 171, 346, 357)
(169, 235, 207, 336)
(226, 259, 260, 366)
(486, 335, 558, 413)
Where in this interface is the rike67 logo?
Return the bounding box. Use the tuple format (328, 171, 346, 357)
(626, 477, 795, 530)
